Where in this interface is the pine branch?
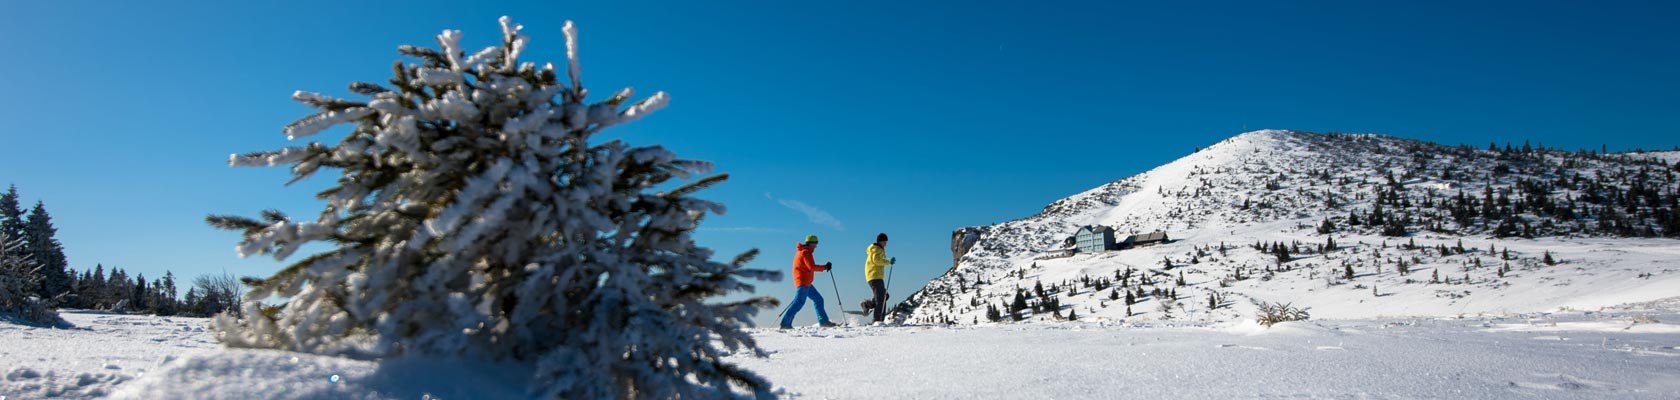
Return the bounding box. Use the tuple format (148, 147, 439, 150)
(205, 215, 265, 232)
(397, 45, 449, 68)
(664, 173, 729, 198)
(729, 248, 758, 268)
(348, 81, 390, 95)
(259, 209, 289, 223)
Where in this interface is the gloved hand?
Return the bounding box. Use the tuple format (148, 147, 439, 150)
(890, 257, 897, 265)
(824, 262, 833, 271)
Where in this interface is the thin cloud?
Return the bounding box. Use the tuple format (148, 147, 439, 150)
(697, 226, 783, 233)
(765, 192, 844, 231)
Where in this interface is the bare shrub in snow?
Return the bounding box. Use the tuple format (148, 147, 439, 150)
(191, 272, 245, 317)
(206, 17, 780, 398)
(1254, 301, 1310, 327)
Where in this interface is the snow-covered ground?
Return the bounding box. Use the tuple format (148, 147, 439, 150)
(7, 302, 1680, 399)
(1, 311, 215, 398)
(740, 302, 1680, 399)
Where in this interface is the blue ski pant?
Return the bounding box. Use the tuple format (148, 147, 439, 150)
(781, 285, 831, 327)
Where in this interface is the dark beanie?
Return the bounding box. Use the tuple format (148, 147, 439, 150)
(876, 233, 889, 242)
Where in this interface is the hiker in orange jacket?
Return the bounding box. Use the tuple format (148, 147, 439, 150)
(781, 234, 837, 329)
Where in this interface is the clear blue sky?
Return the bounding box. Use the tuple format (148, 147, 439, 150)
(1, 1, 1675, 326)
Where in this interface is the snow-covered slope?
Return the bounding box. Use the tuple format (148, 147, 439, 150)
(903, 130, 1680, 325)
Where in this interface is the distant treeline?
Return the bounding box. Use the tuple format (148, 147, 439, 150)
(0, 184, 241, 320)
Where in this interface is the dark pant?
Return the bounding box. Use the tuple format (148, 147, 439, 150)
(869, 279, 888, 322)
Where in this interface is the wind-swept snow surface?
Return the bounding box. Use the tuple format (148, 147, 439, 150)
(736, 304, 1680, 399)
(6, 303, 1680, 398)
(1, 311, 214, 398)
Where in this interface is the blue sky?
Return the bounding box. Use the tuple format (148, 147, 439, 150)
(0, 1, 1675, 326)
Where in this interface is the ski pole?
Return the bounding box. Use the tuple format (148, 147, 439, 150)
(827, 269, 847, 313)
(886, 261, 894, 292)
(775, 299, 793, 319)
(883, 261, 895, 319)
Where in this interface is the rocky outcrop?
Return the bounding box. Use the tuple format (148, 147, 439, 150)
(951, 227, 982, 269)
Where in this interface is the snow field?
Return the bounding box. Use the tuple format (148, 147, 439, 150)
(7, 303, 1680, 398)
(738, 309, 1680, 399)
(2, 311, 214, 398)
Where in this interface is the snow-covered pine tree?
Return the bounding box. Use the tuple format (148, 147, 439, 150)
(158, 271, 179, 316)
(131, 273, 147, 311)
(0, 186, 26, 262)
(25, 201, 70, 303)
(0, 230, 60, 325)
(205, 18, 781, 398)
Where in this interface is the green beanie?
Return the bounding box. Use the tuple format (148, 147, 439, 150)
(805, 234, 819, 244)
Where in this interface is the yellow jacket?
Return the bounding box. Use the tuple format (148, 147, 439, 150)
(865, 243, 891, 281)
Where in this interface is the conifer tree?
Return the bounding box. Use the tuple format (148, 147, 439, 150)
(89, 264, 105, 308)
(157, 271, 179, 316)
(0, 230, 59, 325)
(24, 202, 69, 303)
(132, 273, 147, 311)
(0, 186, 26, 263)
(203, 18, 780, 398)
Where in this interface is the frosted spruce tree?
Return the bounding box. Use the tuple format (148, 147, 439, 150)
(207, 17, 782, 398)
(0, 230, 60, 325)
(25, 201, 71, 302)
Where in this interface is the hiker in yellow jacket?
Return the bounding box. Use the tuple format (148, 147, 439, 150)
(862, 233, 896, 323)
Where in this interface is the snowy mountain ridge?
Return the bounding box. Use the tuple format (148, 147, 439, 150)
(902, 130, 1680, 325)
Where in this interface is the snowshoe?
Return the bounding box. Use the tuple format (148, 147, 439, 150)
(819, 322, 841, 328)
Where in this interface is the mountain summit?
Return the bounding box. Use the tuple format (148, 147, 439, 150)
(902, 130, 1680, 325)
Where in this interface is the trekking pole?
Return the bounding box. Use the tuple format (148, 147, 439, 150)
(827, 270, 847, 313)
(884, 262, 895, 320)
(775, 299, 793, 319)
(886, 262, 894, 292)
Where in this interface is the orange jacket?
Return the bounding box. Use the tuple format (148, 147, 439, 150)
(791, 243, 830, 286)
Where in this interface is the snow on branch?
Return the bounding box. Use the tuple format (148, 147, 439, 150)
(209, 17, 780, 398)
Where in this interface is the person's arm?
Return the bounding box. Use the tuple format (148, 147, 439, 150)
(868, 245, 891, 268)
(803, 250, 830, 271)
